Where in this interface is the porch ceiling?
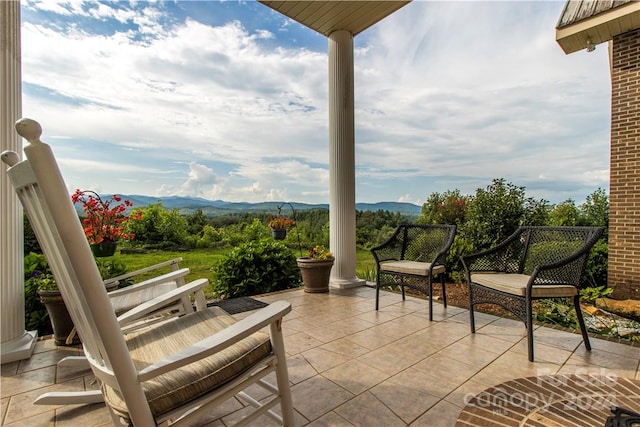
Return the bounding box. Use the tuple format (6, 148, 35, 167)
(556, 0, 640, 54)
(258, 1, 411, 37)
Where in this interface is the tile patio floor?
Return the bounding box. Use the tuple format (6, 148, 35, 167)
(2, 286, 639, 426)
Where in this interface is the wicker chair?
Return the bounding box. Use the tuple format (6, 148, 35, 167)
(461, 226, 604, 362)
(371, 224, 456, 320)
(3, 118, 295, 426)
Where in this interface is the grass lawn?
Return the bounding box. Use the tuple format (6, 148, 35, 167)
(113, 247, 377, 299)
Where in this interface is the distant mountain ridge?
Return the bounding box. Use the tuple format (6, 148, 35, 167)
(90, 195, 422, 216)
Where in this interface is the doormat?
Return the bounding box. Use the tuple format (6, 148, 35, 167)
(206, 297, 269, 315)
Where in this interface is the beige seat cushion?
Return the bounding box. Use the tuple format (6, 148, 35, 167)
(109, 281, 178, 315)
(471, 273, 578, 298)
(103, 307, 272, 421)
(381, 260, 446, 276)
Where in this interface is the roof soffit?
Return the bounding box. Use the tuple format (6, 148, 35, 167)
(556, 1, 640, 54)
(258, 1, 411, 37)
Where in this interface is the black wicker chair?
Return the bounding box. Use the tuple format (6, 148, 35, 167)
(371, 224, 456, 321)
(460, 226, 604, 362)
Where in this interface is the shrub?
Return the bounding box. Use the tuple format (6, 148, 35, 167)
(212, 239, 301, 299)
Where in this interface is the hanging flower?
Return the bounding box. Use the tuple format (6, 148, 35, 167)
(268, 215, 295, 230)
(71, 190, 140, 244)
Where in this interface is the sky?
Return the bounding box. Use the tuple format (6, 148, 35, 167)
(19, 0, 612, 206)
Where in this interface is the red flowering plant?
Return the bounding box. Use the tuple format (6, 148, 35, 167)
(268, 215, 295, 231)
(71, 190, 140, 244)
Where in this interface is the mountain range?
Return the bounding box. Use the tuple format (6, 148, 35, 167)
(106, 195, 422, 216)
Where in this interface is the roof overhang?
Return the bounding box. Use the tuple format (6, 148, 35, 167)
(258, 1, 411, 37)
(556, 1, 640, 54)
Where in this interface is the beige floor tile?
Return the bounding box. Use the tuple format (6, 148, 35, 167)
(436, 340, 499, 369)
(305, 411, 354, 427)
(1, 362, 19, 378)
(289, 375, 353, 422)
(373, 314, 430, 339)
(370, 380, 440, 424)
(334, 391, 406, 427)
(322, 359, 389, 395)
(32, 339, 58, 355)
(343, 328, 398, 350)
(475, 322, 528, 343)
(2, 408, 55, 426)
(411, 399, 463, 427)
(1, 397, 8, 423)
(319, 337, 370, 359)
(4, 286, 639, 427)
(509, 337, 574, 365)
(301, 347, 352, 373)
(54, 402, 110, 427)
(356, 343, 422, 377)
(455, 332, 517, 355)
(286, 354, 320, 385)
(304, 317, 374, 343)
(0, 366, 55, 397)
(284, 331, 325, 355)
(445, 379, 492, 410)
(16, 347, 82, 375)
(587, 337, 640, 359)
(3, 377, 85, 424)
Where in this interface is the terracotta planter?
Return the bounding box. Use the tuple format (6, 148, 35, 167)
(296, 257, 334, 293)
(90, 241, 117, 257)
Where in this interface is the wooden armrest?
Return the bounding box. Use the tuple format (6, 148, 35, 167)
(116, 278, 208, 326)
(138, 300, 291, 381)
(107, 268, 190, 297)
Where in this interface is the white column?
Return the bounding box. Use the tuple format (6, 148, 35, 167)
(1, 0, 37, 364)
(328, 30, 364, 289)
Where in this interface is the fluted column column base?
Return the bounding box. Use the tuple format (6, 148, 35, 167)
(327, 30, 365, 290)
(1, 0, 37, 364)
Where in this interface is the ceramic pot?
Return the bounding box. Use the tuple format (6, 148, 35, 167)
(296, 257, 334, 293)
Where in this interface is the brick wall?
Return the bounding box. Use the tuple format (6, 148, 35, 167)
(609, 28, 640, 299)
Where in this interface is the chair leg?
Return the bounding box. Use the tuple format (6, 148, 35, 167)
(573, 295, 592, 352)
(428, 277, 433, 321)
(440, 274, 447, 308)
(400, 277, 406, 301)
(526, 298, 534, 362)
(468, 284, 476, 333)
(375, 281, 380, 311)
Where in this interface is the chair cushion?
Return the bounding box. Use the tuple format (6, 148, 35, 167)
(109, 281, 178, 315)
(381, 260, 446, 276)
(471, 273, 578, 298)
(102, 307, 272, 421)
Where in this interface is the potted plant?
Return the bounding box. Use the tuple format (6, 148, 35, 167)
(268, 215, 295, 240)
(30, 268, 81, 346)
(26, 253, 123, 345)
(296, 245, 334, 293)
(71, 190, 139, 256)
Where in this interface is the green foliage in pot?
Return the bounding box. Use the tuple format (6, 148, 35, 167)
(23, 253, 53, 333)
(212, 239, 301, 299)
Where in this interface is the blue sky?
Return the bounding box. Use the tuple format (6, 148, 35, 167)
(20, 0, 611, 205)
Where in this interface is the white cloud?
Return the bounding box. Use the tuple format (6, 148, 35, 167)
(20, 1, 611, 204)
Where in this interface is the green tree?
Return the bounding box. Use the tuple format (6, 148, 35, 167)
(579, 188, 608, 231)
(127, 202, 187, 247)
(186, 209, 209, 236)
(418, 190, 467, 226)
(548, 199, 580, 226)
(462, 179, 529, 250)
